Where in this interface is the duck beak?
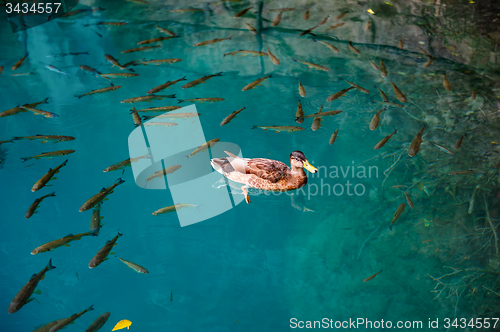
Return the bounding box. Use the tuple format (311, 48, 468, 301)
(303, 160, 318, 173)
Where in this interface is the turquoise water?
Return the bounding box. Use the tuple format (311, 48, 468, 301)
(2, 0, 500, 331)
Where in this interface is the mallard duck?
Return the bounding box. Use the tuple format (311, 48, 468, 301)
(211, 150, 317, 203)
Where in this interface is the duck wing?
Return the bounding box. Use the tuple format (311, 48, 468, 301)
(245, 158, 289, 183)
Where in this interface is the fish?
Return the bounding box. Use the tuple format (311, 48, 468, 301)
(136, 106, 182, 112)
(390, 81, 407, 103)
(348, 41, 361, 55)
(121, 94, 176, 103)
(423, 56, 435, 68)
(313, 39, 339, 53)
(403, 192, 414, 208)
(137, 58, 182, 65)
(267, 8, 295, 12)
(25, 192, 56, 219)
(221, 107, 245, 126)
(117, 257, 149, 273)
(364, 19, 371, 31)
(79, 65, 104, 77)
(170, 8, 203, 13)
(293, 59, 329, 72)
(32, 231, 95, 254)
(369, 60, 379, 71)
(84, 22, 127, 26)
(104, 154, 149, 172)
(123, 59, 147, 68)
(234, 6, 252, 18)
(85, 312, 111, 332)
(0, 139, 14, 145)
(122, 45, 161, 53)
(99, 73, 139, 78)
(187, 139, 219, 158)
(335, 11, 348, 20)
(152, 203, 196, 215)
(90, 203, 103, 235)
(75, 86, 122, 99)
(79, 178, 126, 212)
(33, 318, 64, 332)
(194, 36, 232, 47)
(344, 80, 369, 94)
(8, 259, 55, 314)
(449, 170, 475, 175)
(20, 106, 59, 118)
(0, 66, 3, 74)
(298, 25, 318, 36)
(105, 54, 134, 71)
(304, 110, 342, 118)
(156, 24, 177, 36)
(295, 100, 304, 124)
(178, 98, 224, 104)
(112, 319, 132, 331)
(455, 133, 466, 149)
(45, 65, 68, 76)
(417, 45, 431, 57)
(325, 22, 345, 31)
(223, 50, 268, 57)
(131, 106, 141, 126)
(49, 305, 94, 331)
(433, 143, 454, 155)
(378, 88, 389, 102)
(138, 36, 178, 45)
(267, 47, 280, 65)
(443, 74, 451, 91)
(251, 125, 305, 133)
(170, 291, 173, 301)
(390, 203, 406, 230)
(311, 106, 323, 131)
(369, 108, 385, 130)
(398, 38, 404, 50)
(304, 9, 310, 20)
(317, 15, 329, 26)
(142, 113, 199, 120)
(364, 270, 382, 282)
(0, 98, 49, 118)
(408, 125, 425, 157)
(32, 159, 69, 192)
(242, 75, 272, 91)
(145, 165, 182, 183)
(326, 87, 354, 101)
(89, 233, 122, 268)
(12, 54, 28, 70)
(298, 82, 306, 97)
(379, 60, 387, 77)
(183, 72, 223, 89)
(47, 52, 87, 58)
(21, 150, 75, 162)
(374, 130, 397, 150)
(329, 128, 339, 145)
(126, 0, 148, 4)
(244, 22, 257, 34)
(11, 72, 34, 76)
(271, 12, 283, 27)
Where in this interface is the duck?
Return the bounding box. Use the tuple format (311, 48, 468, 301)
(210, 150, 317, 203)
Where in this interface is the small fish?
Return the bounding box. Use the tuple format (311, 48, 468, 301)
(326, 87, 354, 101)
(455, 133, 466, 149)
(348, 41, 360, 55)
(364, 269, 382, 282)
(136, 106, 182, 112)
(8, 259, 55, 314)
(21, 150, 75, 163)
(117, 257, 149, 273)
(317, 15, 329, 26)
(105, 54, 133, 71)
(390, 203, 406, 230)
(194, 36, 232, 47)
(379, 59, 387, 77)
(152, 203, 196, 215)
(234, 6, 252, 18)
(374, 130, 397, 150)
(408, 125, 425, 157)
(298, 25, 317, 36)
(21, 106, 59, 118)
(335, 11, 348, 20)
(85, 312, 111, 332)
(11, 72, 34, 76)
(32, 159, 69, 192)
(295, 100, 304, 124)
(364, 19, 371, 31)
(45, 65, 68, 76)
(34, 318, 64, 332)
(0, 98, 49, 118)
(89, 233, 122, 268)
(303, 9, 310, 20)
(325, 22, 345, 31)
(25, 192, 56, 219)
(138, 36, 178, 45)
(12, 54, 28, 71)
(0, 139, 14, 145)
(46, 52, 89, 58)
(32, 231, 95, 254)
(14, 135, 73, 144)
(90, 203, 103, 235)
(267, 47, 280, 65)
(187, 139, 219, 158)
(99, 73, 139, 78)
(433, 143, 454, 155)
(112, 319, 132, 331)
(403, 192, 414, 208)
(147, 77, 186, 94)
(221, 107, 245, 126)
(267, 8, 295, 12)
(344, 80, 369, 94)
(143, 113, 198, 120)
(137, 58, 182, 65)
(121, 94, 176, 103)
(122, 45, 161, 53)
(79, 178, 126, 212)
(311, 106, 323, 131)
(251, 125, 304, 133)
(304, 110, 342, 118)
(156, 24, 177, 36)
(369, 60, 379, 71)
(104, 154, 149, 172)
(369, 108, 385, 130)
(79, 65, 102, 76)
(242, 75, 272, 91)
(417, 45, 431, 57)
(398, 38, 404, 50)
(0, 66, 3, 74)
(423, 56, 435, 68)
(471, 90, 476, 100)
(145, 165, 182, 183)
(443, 74, 451, 91)
(390, 81, 406, 103)
(244, 22, 257, 34)
(170, 8, 203, 13)
(178, 98, 224, 104)
(329, 128, 339, 145)
(293, 59, 329, 72)
(271, 12, 283, 27)
(378, 88, 389, 102)
(170, 291, 173, 301)
(75, 86, 122, 99)
(313, 39, 339, 53)
(84, 22, 127, 26)
(50, 305, 94, 331)
(298, 82, 306, 97)
(449, 170, 474, 175)
(143, 122, 178, 127)
(223, 50, 268, 57)
(183, 72, 223, 89)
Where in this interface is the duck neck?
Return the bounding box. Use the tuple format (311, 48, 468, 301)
(290, 164, 306, 177)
